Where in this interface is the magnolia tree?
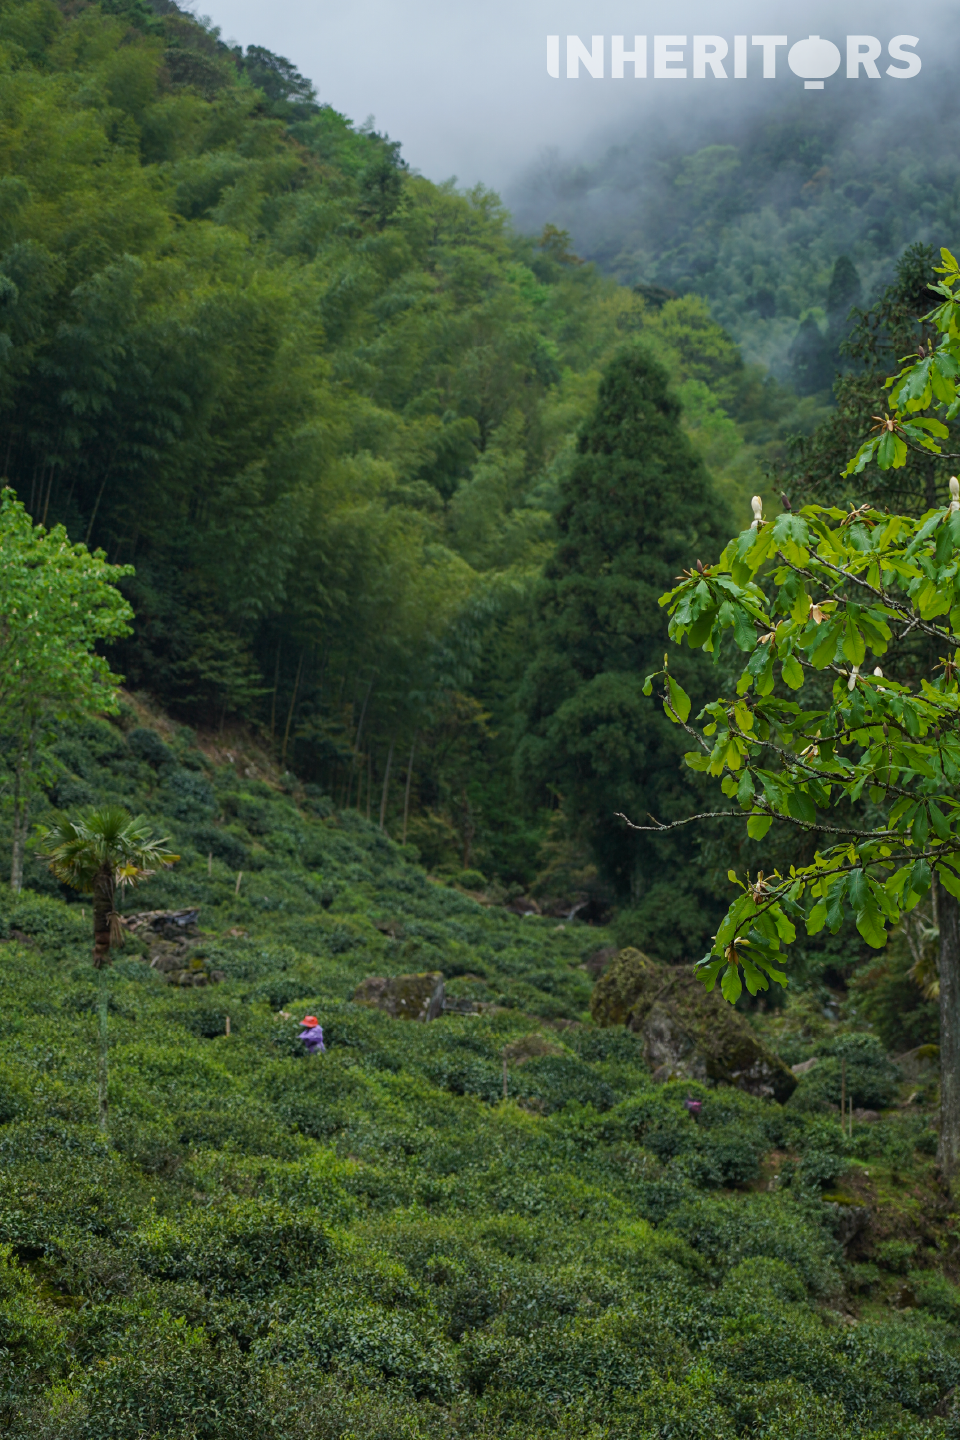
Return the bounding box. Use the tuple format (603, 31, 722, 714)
(636, 248, 960, 1181)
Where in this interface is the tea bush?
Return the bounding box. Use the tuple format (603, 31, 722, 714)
(0, 716, 956, 1438)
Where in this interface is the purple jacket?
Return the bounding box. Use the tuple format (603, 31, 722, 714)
(300, 1024, 326, 1054)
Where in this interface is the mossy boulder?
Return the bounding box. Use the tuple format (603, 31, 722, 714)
(591, 948, 796, 1102)
(353, 971, 445, 1021)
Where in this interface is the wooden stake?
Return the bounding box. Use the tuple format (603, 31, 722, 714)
(235, 871, 243, 896)
(849, 1092, 854, 1137)
(840, 1059, 846, 1131)
(502, 1056, 508, 1101)
(225, 1015, 231, 1036)
(207, 852, 213, 877)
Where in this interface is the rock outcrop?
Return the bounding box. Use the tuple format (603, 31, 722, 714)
(353, 971, 446, 1021)
(123, 908, 224, 987)
(591, 948, 796, 1102)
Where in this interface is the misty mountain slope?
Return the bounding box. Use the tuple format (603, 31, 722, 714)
(512, 93, 960, 375)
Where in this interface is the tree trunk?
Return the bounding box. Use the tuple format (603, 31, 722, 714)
(379, 738, 395, 831)
(346, 675, 375, 809)
(9, 746, 25, 893)
(97, 962, 109, 1132)
(938, 880, 960, 1186)
(281, 649, 304, 769)
(402, 736, 417, 846)
(461, 793, 475, 869)
(9, 724, 37, 892)
(92, 861, 114, 969)
(270, 643, 281, 737)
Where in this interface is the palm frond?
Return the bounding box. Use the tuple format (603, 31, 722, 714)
(36, 807, 179, 894)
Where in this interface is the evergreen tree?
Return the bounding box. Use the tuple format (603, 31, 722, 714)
(826, 253, 862, 330)
(787, 244, 945, 514)
(789, 254, 863, 396)
(516, 346, 731, 958)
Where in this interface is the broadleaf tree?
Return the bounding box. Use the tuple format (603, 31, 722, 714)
(636, 248, 960, 1181)
(0, 489, 134, 889)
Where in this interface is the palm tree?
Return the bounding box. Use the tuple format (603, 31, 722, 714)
(36, 807, 179, 1131)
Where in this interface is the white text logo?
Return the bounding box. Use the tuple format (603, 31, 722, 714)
(546, 35, 920, 87)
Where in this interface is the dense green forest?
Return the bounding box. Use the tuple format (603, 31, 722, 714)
(0, 0, 829, 912)
(4, 3, 960, 1435)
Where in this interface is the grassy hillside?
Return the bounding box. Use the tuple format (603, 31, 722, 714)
(0, 706, 958, 1437)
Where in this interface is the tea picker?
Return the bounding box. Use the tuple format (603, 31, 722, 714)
(299, 1016, 326, 1053)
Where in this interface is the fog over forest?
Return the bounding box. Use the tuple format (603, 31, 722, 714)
(197, 0, 960, 367)
(197, 0, 958, 187)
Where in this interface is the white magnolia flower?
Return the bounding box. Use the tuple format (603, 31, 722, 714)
(847, 666, 860, 691)
(950, 476, 960, 513)
(873, 667, 883, 677)
(750, 495, 763, 530)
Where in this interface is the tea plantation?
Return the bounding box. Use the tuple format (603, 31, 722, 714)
(1, 712, 959, 1437)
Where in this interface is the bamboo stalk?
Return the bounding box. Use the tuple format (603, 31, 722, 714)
(402, 735, 417, 845)
(281, 650, 304, 769)
(379, 738, 395, 831)
(270, 644, 281, 737)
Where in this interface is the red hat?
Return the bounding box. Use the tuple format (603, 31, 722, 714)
(300, 1015, 319, 1027)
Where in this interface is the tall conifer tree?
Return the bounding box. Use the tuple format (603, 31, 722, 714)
(516, 346, 730, 957)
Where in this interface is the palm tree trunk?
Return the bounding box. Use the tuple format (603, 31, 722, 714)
(97, 963, 109, 1132)
(938, 880, 960, 1186)
(92, 861, 113, 968)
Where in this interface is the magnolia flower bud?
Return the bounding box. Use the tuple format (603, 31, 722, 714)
(950, 476, 960, 513)
(873, 667, 883, 677)
(847, 666, 860, 691)
(750, 495, 763, 531)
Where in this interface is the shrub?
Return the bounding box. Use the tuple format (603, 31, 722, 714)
(258, 1299, 458, 1401)
(132, 1201, 330, 1298)
(126, 728, 174, 769)
(875, 1240, 918, 1275)
(790, 1034, 899, 1114)
(911, 1269, 960, 1323)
